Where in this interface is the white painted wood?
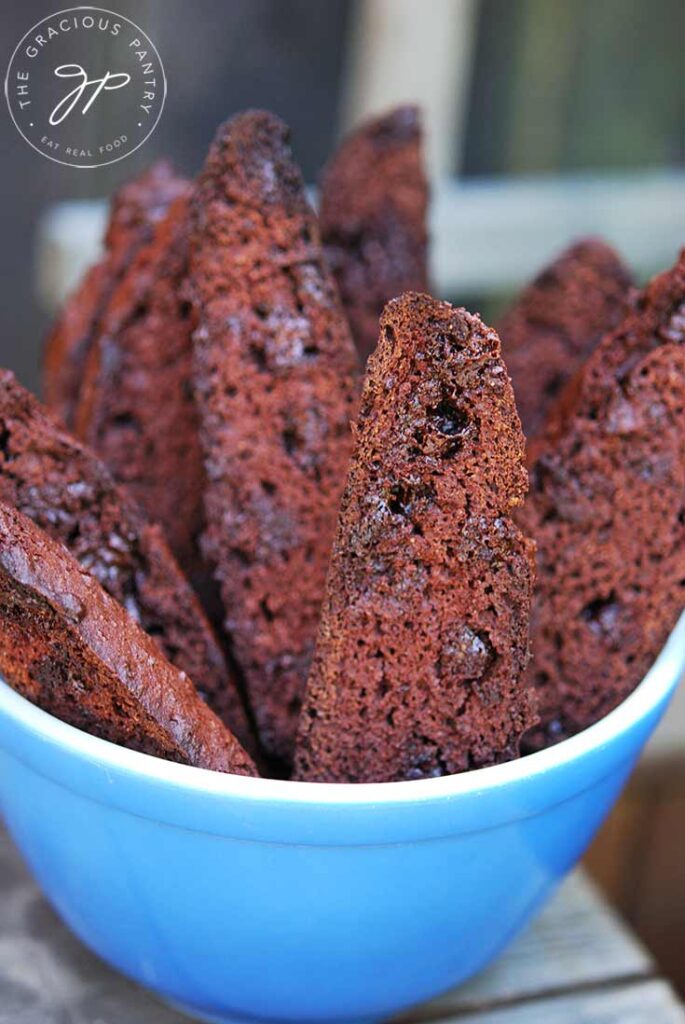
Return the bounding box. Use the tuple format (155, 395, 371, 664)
(341, 0, 477, 176)
(396, 873, 652, 1020)
(429, 171, 685, 297)
(421, 981, 685, 1024)
(35, 170, 685, 316)
(35, 199, 108, 311)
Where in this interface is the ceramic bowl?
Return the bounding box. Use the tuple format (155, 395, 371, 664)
(0, 613, 683, 1024)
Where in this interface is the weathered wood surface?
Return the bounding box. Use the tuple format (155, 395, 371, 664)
(0, 827, 682, 1024)
(422, 981, 685, 1024)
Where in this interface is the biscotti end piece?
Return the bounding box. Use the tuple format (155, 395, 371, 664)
(497, 238, 633, 440)
(190, 110, 359, 763)
(294, 292, 537, 783)
(520, 252, 685, 750)
(104, 159, 188, 249)
(42, 161, 188, 428)
(0, 370, 253, 753)
(0, 502, 257, 776)
(566, 248, 685, 424)
(320, 105, 429, 362)
(73, 194, 204, 578)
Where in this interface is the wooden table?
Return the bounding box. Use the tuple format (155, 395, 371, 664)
(1, 826, 683, 1024)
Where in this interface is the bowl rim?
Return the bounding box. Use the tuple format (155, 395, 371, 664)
(0, 611, 683, 808)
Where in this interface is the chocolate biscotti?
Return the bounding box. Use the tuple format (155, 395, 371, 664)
(43, 161, 188, 428)
(558, 249, 685, 427)
(0, 370, 252, 751)
(520, 253, 685, 750)
(189, 111, 359, 762)
(74, 194, 204, 578)
(0, 502, 257, 775)
(319, 106, 429, 363)
(497, 239, 633, 439)
(294, 293, 537, 783)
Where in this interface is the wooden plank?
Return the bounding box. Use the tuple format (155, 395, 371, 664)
(396, 874, 652, 1020)
(632, 790, 685, 995)
(421, 980, 685, 1024)
(583, 783, 650, 909)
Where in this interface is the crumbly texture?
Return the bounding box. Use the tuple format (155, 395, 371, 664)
(319, 106, 429, 363)
(42, 161, 188, 428)
(74, 195, 204, 579)
(520, 252, 685, 750)
(189, 111, 359, 763)
(0, 370, 252, 751)
(0, 502, 257, 775)
(294, 293, 537, 783)
(497, 239, 633, 440)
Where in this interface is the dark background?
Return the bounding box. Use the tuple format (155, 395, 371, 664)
(1, 0, 352, 390)
(1, 0, 684, 391)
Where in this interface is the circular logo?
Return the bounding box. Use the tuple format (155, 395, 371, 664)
(4, 7, 166, 168)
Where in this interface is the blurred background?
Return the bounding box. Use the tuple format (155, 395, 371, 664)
(2, 0, 685, 993)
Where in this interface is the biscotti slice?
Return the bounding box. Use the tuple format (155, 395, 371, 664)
(43, 161, 188, 428)
(0, 502, 257, 775)
(74, 194, 203, 577)
(189, 111, 359, 762)
(294, 293, 537, 783)
(497, 239, 632, 439)
(0, 370, 252, 752)
(556, 248, 685, 427)
(319, 106, 429, 362)
(519, 254, 685, 750)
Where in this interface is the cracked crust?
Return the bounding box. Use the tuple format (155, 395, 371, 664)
(0, 501, 257, 775)
(294, 292, 536, 783)
(189, 111, 359, 763)
(320, 106, 429, 363)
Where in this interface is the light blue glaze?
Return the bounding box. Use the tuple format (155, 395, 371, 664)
(0, 612, 683, 1024)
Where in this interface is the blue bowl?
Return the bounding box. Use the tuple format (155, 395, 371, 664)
(0, 614, 683, 1024)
